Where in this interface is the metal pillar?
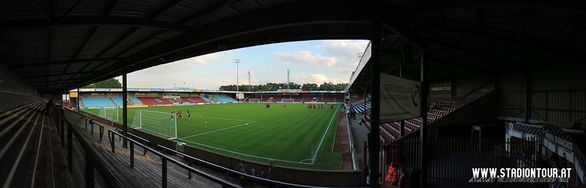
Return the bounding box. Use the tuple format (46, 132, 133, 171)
(525, 72, 532, 123)
(76, 88, 80, 112)
(162, 158, 168, 188)
(399, 48, 406, 138)
(419, 52, 429, 186)
(368, 23, 381, 188)
(68, 125, 73, 172)
(85, 152, 95, 188)
(400, 121, 405, 137)
(122, 73, 128, 148)
(235, 59, 240, 92)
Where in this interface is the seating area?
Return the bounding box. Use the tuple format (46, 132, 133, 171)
(81, 96, 116, 108)
(0, 100, 79, 187)
(191, 96, 206, 103)
(199, 96, 215, 102)
(110, 96, 123, 106)
(351, 100, 371, 114)
(129, 96, 143, 105)
(215, 95, 236, 103)
(357, 97, 474, 143)
(137, 97, 171, 106)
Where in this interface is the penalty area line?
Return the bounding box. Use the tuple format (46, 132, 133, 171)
(179, 139, 312, 165)
(178, 121, 256, 140)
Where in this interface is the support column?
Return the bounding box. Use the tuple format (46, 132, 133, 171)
(525, 71, 532, 123)
(400, 121, 405, 137)
(399, 48, 406, 137)
(123, 73, 128, 148)
(419, 52, 429, 186)
(368, 23, 382, 188)
(76, 88, 80, 112)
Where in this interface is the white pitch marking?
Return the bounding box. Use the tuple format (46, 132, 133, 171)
(179, 121, 256, 140)
(308, 105, 340, 164)
(179, 140, 311, 165)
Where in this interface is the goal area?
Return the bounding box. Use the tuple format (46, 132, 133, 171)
(84, 107, 119, 123)
(131, 110, 177, 139)
(282, 98, 295, 103)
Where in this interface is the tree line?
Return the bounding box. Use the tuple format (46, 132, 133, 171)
(219, 82, 347, 91)
(83, 78, 122, 88)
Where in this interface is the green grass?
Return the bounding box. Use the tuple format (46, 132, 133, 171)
(84, 103, 342, 170)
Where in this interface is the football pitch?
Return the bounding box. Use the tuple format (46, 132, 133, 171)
(85, 103, 343, 170)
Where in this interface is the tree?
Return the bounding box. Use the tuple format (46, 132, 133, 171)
(83, 78, 122, 88)
(334, 83, 348, 91)
(301, 83, 318, 91)
(319, 82, 335, 91)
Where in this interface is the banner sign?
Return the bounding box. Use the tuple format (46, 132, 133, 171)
(380, 73, 421, 123)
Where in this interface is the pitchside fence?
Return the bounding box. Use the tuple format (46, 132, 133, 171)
(379, 136, 538, 185)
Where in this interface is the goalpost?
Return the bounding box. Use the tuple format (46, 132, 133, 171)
(99, 107, 120, 122)
(131, 110, 178, 140)
(282, 98, 295, 103)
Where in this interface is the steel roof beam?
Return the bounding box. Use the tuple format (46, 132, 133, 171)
(0, 17, 190, 32)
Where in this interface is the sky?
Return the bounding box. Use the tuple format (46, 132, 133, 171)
(124, 40, 370, 90)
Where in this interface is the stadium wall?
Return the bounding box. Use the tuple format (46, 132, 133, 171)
(497, 68, 586, 128)
(0, 64, 38, 112)
(433, 91, 498, 127)
(451, 74, 494, 99)
(182, 145, 363, 187)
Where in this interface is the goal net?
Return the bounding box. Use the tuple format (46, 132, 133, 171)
(248, 98, 260, 103)
(131, 110, 177, 139)
(282, 98, 295, 103)
(98, 107, 120, 122)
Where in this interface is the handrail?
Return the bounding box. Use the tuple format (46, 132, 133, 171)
(61, 107, 123, 188)
(107, 129, 241, 188)
(156, 144, 365, 188)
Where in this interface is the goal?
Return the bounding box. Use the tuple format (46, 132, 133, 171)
(99, 107, 119, 122)
(282, 98, 295, 103)
(131, 110, 178, 139)
(248, 98, 260, 103)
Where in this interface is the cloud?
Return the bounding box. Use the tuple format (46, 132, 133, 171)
(190, 53, 219, 64)
(296, 73, 347, 84)
(321, 40, 370, 59)
(276, 51, 337, 67)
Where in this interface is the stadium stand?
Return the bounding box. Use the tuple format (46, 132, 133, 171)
(180, 97, 195, 103)
(110, 96, 123, 106)
(137, 97, 171, 106)
(215, 95, 236, 103)
(199, 96, 214, 103)
(81, 96, 116, 108)
(129, 96, 143, 105)
(357, 97, 476, 143)
(191, 96, 207, 103)
(2, 1, 586, 187)
(0, 100, 83, 188)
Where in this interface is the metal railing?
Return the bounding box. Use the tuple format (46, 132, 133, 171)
(59, 107, 123, 188)
(107, 129, 239, 188)
(156, 145, 360, 188)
